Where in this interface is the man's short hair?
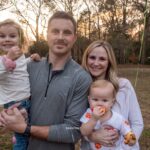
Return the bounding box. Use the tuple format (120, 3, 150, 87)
(48, 11, 77, 33)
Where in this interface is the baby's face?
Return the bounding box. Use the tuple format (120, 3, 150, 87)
(0, 24, 20, 52)
(89, 87, 115, 111)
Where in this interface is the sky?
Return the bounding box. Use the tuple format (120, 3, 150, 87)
(0, 10, 18, 21)
(0, 9, 42, 40)
(0, 1, 91, 40)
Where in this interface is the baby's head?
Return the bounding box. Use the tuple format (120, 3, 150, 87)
(0, 19, 25, 52)
(88, 79, 117, 112)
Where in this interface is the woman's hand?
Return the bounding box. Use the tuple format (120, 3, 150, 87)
(88, 125, 119, 147)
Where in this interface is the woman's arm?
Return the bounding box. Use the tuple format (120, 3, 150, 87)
(88, 126, 119, 147)
(128, 80, 144, 139)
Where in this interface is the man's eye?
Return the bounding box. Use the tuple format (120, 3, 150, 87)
(52, 30, 59, 34)
(64, 30, 72, 35)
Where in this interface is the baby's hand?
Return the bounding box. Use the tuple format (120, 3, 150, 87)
(92, 106, 106, 120)
(99, 106, 106, 115)
(7, 46, 23, 60)
(124, 131, 136, 146)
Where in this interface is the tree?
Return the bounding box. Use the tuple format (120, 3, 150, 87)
(28, 39, 49, 57)
(133, 0, 150, 64)
(0, 0, 12, 11)
(10, 0, 55, 42)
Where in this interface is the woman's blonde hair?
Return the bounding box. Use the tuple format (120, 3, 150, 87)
(82, 40, 119, 91)
(0, 19, 26, 49)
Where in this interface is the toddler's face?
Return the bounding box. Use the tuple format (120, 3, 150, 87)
(88, 87, 115, 112)
(0, 24, 20, 52)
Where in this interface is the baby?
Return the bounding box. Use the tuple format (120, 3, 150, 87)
(80, 79, 136, 150)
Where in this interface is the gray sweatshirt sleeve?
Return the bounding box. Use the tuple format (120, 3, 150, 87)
(47, 70, 92, 143)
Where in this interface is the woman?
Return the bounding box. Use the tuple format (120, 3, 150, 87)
(81, 40, 143, 149)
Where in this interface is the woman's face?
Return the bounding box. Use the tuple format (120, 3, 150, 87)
(87, 46, 109, 79)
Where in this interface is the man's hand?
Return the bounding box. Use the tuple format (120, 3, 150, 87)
(0, 111, 9, 134)
(1, 108, 27, 133)
(6, 46, 23, 60)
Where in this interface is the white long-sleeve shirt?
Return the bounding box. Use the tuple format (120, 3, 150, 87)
(0, 54, 30, 105)
(80, 109, 133, 150)
(112, 78, 144, 150)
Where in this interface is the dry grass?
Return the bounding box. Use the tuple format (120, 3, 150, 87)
(118, 65, 150, 150)
(0, 65, 150, 150)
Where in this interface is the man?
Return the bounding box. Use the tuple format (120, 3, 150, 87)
(1, 11, 92, 150)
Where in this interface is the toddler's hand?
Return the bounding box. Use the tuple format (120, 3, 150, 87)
(92, 106, 106, 120)
(7, 46, 23, 60)
(124, 131, 136, 146)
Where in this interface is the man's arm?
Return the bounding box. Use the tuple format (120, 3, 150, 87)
(0, 108, 49, 140)
(47, 70, 92, 143)
(1, 69, 92, 143)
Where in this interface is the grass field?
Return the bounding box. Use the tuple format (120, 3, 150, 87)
(118, 65, 150, 150)
(0, 65, 150, 150)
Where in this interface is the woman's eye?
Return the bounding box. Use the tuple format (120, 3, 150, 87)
(99, 57, 107, 61)
(89, 56, 96, 60)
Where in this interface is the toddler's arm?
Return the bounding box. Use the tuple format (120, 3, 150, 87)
(80, 115, 98, 136)
(80, 106, 106, 136)
(2, 55, 16, 72)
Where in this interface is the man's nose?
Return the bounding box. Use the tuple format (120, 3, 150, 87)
(58, 33, 64, 39)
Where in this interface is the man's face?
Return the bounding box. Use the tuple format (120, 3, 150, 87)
(47, 18, 76, 56)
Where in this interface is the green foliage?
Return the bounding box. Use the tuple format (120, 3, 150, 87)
(28, 39, 49, 57)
